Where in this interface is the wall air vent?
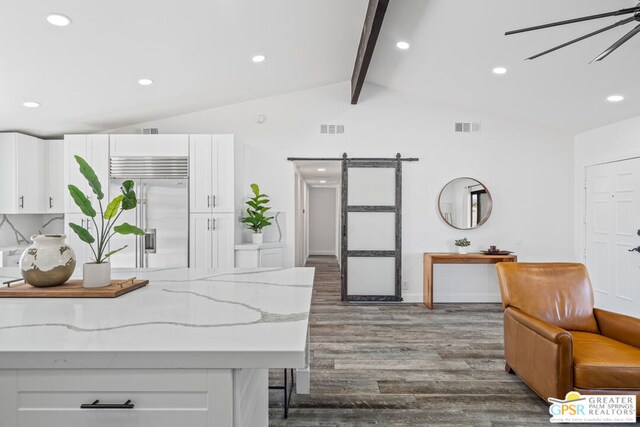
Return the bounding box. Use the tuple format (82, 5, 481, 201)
(454, 122, 480, 133)
(320, 124, 345, 135)
(136, 128, 159, 134)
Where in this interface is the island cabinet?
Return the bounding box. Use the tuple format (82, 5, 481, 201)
(0, 267, 314, 427)
(189, 213, 234, 269)
(63, 134, 109, 214)
(0, 133, 46, 214)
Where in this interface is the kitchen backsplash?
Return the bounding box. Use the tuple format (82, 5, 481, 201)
(0, 214, 65, 248)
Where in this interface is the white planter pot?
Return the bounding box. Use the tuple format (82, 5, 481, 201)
(251, 233, 264, 244)
(83, 262, 111, 288)
(457, 246, 468, 255)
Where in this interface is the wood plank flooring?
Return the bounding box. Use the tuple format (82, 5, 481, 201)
(269, 256, 551, 426)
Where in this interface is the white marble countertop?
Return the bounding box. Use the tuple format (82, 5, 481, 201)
(0, 267, 314, 369)
(234, 242, 285, 250)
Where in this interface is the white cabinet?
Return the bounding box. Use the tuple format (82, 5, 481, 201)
(110, 134, 189, 156)
(0, 369, 234, 427)
(64, 213, 95, 267)
(235, 244, 285, 268)
(45, 140, 65, 213)
(64, 135, 109, 213)
(189, 135, 234, 213)
(189, 213, 234, 270)
(0, 133, 46, 214)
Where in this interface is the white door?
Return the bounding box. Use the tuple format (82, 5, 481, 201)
(189, 135, 214, 213)
(212, 214, 234, 269)
(46, 140, 65, 213)
(189, 213, 212, 269)
(586, 157, 640, 317)
(212, 135, 234, 213)
(16, 134, 45, 213)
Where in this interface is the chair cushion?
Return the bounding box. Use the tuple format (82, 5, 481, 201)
(570, 331, 640, 389)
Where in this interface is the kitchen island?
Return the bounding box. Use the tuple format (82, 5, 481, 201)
(0, 266, 314, 427)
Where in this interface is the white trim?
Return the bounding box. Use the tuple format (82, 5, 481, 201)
(309, 250, 336, 256)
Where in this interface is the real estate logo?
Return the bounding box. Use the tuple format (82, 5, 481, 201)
(548, 391, 636, 423)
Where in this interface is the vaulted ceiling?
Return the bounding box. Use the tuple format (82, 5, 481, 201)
(2, 0, 639, 138)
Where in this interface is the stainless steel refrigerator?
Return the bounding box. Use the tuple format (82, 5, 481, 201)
(108, 157, 189, 268)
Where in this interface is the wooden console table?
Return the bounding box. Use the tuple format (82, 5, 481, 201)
(423, 253, 517, 309)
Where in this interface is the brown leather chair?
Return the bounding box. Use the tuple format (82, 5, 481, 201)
(496, 263, 640, 414)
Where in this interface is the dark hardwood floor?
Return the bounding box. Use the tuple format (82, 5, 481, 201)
(269, 256, 553, 426)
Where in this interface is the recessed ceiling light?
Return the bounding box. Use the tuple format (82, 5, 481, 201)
(492, 67, 508, 75)
(320, 180, 327, 184)
(138, 78, 154, 86)
(23, 101, 40, 108)
(396, 41, 410, 50)
(252, 55, 266, 63)
(46, 13, 72, 27)
(606, 94, 624, 103)
(317, 168, 326, 172)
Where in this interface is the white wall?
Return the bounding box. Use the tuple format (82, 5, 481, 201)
(574, 115, 640, 263)
(308, 187, 337, 256)
(111, 81, 575, 302)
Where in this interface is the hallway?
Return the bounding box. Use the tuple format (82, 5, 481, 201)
(269, 256, 549, 426)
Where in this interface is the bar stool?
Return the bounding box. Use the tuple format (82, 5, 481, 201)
(269, 369, 295, 418)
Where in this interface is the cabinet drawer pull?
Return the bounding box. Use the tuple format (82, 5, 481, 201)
(19, 196, 24, 209)
(81, 399, 134, 409)
(207, 218, 210, 231)
(212, 218, 216, 231)
(49, 196, 53, 209)
(213, 195, 216, 207)
(207, 195, 211, 208)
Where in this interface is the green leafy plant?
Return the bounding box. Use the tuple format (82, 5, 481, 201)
(67, 156, 144, 264)
(454, 238, 471, 247)
(241, 183, 274, 234)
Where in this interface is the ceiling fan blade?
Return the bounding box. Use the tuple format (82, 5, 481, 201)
(505, 7, 637, 36)
(591, 23, 640, 62)
(527, 16, 636, 60)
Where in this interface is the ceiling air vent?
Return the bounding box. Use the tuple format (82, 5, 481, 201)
(454, 122, 480, 133)
(320, 124, 345, 135)
(136, 128, 159, 135)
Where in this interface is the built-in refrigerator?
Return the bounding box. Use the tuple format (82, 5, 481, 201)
(108, 157, 189, 268)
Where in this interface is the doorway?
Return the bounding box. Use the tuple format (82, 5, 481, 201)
(293, 161, 342, 267)
(585, 156, 640, 317)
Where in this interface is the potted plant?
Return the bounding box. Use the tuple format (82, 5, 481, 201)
(630, 229, 640, 254)
(68, 155, 144, 288)
(454, 237, 471, 255)
(241, 183, 273, 244)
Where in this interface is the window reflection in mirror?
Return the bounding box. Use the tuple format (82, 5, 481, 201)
(438, 178, 492, 230)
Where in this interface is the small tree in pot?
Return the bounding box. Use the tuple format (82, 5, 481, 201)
(68, 155, 144, 288)
(454, 237, 471, 254)
(241, 183, 273, 244)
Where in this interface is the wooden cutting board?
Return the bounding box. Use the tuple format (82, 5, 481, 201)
(0, 279, 148, 298)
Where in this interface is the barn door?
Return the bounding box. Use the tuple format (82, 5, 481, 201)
(341, 154, 402, 302)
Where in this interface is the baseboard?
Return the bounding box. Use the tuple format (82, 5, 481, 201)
(309, 250, 336, 256)
(401, 292, 501, 304)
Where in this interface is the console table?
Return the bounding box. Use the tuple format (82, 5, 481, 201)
(423, 253, 517, 309)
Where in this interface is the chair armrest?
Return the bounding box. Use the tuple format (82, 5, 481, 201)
(504, 307, 573, 400)
(507, 307, 573, 344)
(594, 308, 640, 349)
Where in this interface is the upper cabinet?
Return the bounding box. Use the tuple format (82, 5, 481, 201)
(64, 135, 109, 213)
(46, 140, 64, 213)
(0, 133, 46, 214)
(110, 134, 188, 156)
(190, 134, 235, 213)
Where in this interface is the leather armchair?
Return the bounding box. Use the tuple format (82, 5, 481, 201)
(496, 263, 640, 415)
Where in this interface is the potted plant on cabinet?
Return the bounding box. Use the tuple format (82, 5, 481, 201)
(241, 183, 273, 244)
(68, 155, 144, 288)
(454, 237, 471, 255)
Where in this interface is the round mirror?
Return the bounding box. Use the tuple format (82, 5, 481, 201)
(438, 177, 492, 230)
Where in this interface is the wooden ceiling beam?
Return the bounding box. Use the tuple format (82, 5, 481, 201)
(351, 0, 389, 104)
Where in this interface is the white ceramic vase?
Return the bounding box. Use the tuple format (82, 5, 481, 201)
(457, 246, 468, 255)
(251, 233, 264, 244)
(20, 234, 76, 287)
(83, 262, 111, 288)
